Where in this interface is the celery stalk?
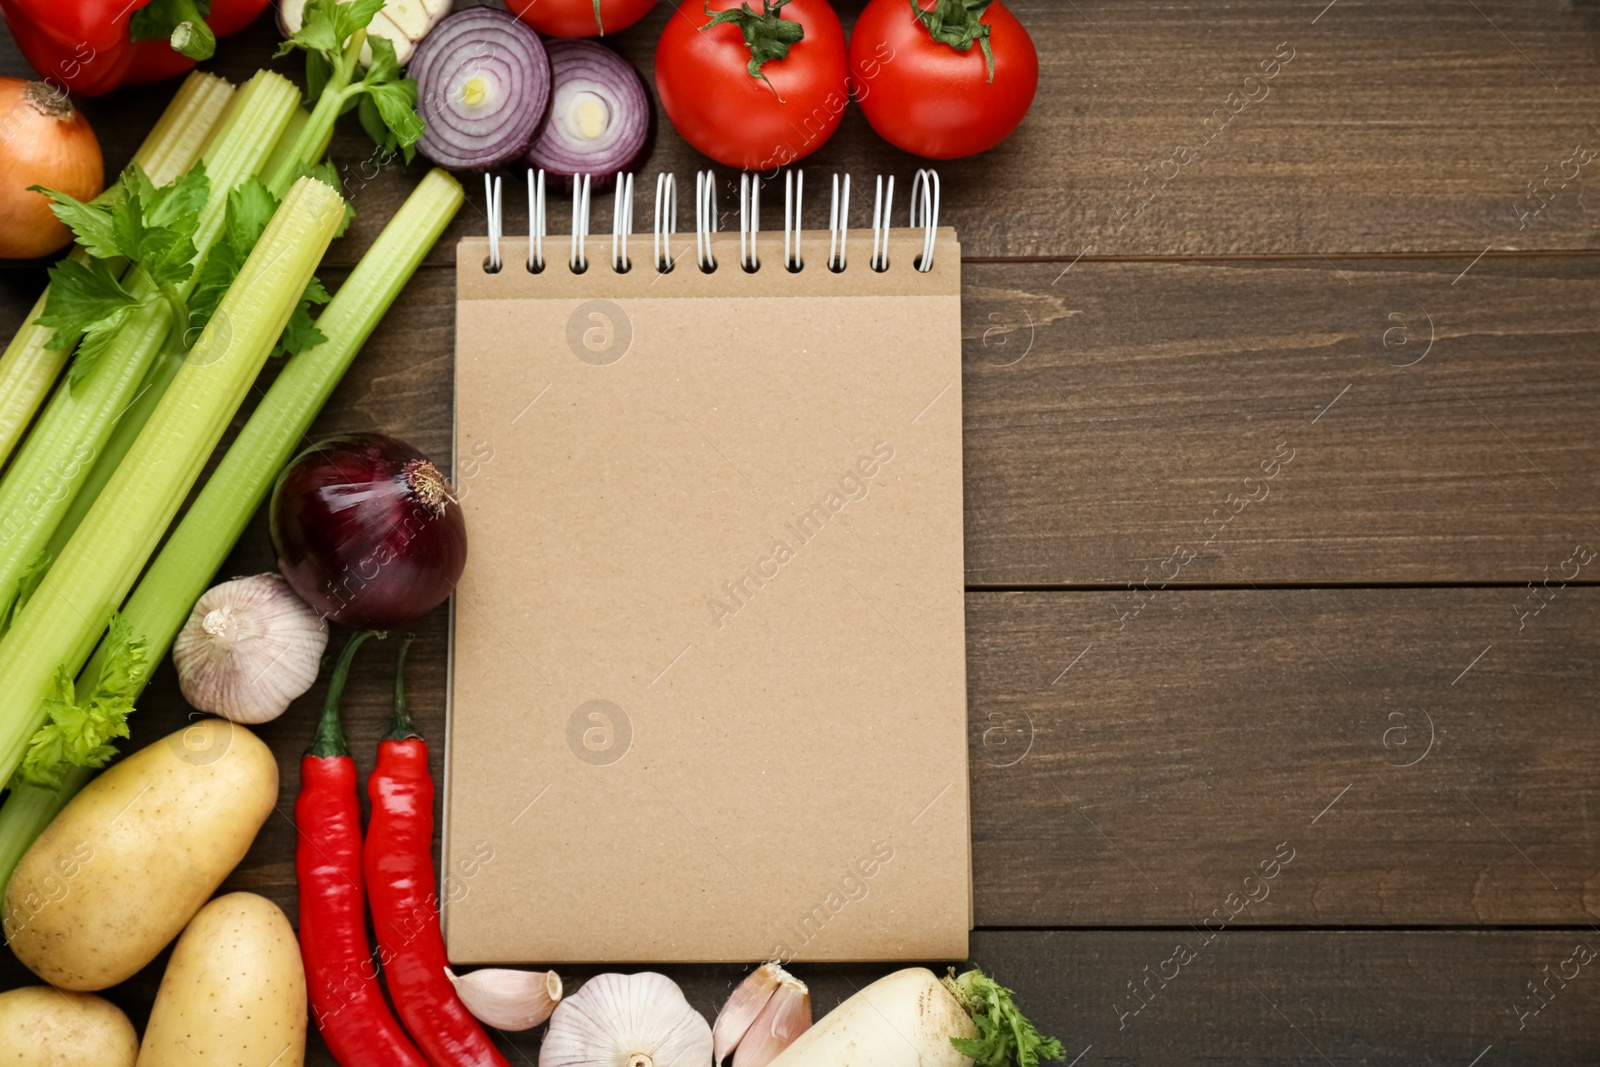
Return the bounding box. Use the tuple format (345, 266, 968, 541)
(0, 176, 345, 785)
(0, 73, 236, 473)
(46, 39, 379, 562)
(0, 170, 460, 896)
(262, 106, 312, 186)
(0, 72, 300, 625)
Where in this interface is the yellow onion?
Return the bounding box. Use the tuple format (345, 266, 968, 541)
(0, 78, 102, 259)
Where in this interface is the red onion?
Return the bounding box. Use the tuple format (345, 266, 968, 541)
(525, 39, 652, 181)
(269, 434, 468, 629)
(412, 9, 552, 171)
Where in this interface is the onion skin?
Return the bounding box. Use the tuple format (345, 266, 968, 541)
(270, 433, 468, 629)
(0, 78, 102, 259)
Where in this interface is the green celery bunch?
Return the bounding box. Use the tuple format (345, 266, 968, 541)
(0, 169, 462, 892)
(0, 175, 347, 789)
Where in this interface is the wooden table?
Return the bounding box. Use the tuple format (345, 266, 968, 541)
(4, 1, 1599, 1062)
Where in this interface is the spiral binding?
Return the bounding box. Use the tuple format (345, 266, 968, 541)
(528, 169, 546, 272)
(654, 172, 677, 272)
(739, 172, 760, 272)
(828, 173, 850, 273)
(612, 172, 634, 273)
(482, 169, 942, 275)
(784, 170, 804, 272)
(696, 169, 718, 272)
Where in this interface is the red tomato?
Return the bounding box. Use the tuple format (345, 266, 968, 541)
(656, 0, 849, 171)
(849, 0, 1039, 159)
(507, 0, 657, 37)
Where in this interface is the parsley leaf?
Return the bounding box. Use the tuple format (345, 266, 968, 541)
(945, 968, 1065, 1067)
(16, 614, 147, 789)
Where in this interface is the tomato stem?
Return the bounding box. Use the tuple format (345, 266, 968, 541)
(911, 0, 996, 83)
(593, 0, 605, 33)
(701, 0, 804, 92)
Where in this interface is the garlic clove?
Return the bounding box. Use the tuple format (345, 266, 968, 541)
(447, 967, 562, 1030)
(730, 974, 810, 1067)
(172, 573, 329, 724)
(712, 963, 782, 1064)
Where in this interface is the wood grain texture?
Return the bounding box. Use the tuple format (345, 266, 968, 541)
(960, 254, 1600, 585)
(3, 928, 1596, 1064)
(4, 1, 1599, 263)
(968, 589, 1600, 927)
(130, 257, 1600, 587)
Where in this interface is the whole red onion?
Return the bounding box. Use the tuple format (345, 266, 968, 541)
(270, 434, 468, 628)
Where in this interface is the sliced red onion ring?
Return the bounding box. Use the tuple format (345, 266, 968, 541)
(525, 39, 652, 182)
(412, 9, 551, 171)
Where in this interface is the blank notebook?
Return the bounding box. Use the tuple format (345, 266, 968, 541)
(444, 200, 968, 964)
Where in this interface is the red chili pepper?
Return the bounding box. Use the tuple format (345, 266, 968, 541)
(366, 636, 511, 1067)
(0, 0, 271, 97)
(295, 630, 432, 1067)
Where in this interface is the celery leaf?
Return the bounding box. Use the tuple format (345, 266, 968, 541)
(278, 0, 384, 63)
(355, 36, 423, 163)
(189, 179, 280, 335)
(146, 161, 210, 231)
(37, 258, 140, 382)
(32, 186, 120, 260)
(224, 178, 279, 257)
(0, 550, 51, 640)
(16, 615, 146, 789)
(273, 276, 331, 358)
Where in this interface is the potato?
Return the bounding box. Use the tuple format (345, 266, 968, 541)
(138, 892, 307, 1067)
(3, 718, 278, 990)
(0, 986, 138, 1066)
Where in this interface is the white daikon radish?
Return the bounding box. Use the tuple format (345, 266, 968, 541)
(764, 967, 1063, 1067)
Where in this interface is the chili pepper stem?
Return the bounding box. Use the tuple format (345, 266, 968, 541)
(307, 629, 381, 758)
(385, 633, 421, 742)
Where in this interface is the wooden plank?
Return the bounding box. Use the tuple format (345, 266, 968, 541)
(968, 589, 1600, 928)
(961, 254, 1600, 585)
(3, 929, 1595, 1063)
(73, 255, 1592, 587)
(4, 581, 1591, 939)
(5, 1, 1598, 263)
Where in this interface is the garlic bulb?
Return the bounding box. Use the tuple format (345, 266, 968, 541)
(540, 972, 712, 1067)
(448, 967, 562, 1030)
(173, 574, 328, 724)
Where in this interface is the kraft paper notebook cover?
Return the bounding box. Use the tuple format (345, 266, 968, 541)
(444, 191, 968, 964)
